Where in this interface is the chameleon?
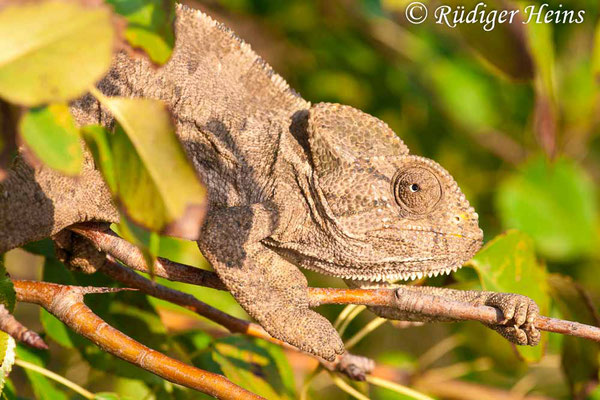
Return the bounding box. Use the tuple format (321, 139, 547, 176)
(0, 4, 540, 362)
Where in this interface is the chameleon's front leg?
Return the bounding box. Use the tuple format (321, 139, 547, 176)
(347, 281, 540, 346)
(199, 204, 344, 361)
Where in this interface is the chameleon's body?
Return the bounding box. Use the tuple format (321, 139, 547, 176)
(0, 4, 539, 361)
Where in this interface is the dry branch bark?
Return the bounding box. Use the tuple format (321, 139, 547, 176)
(72, 225, 600, 344)
(13, 280, 264, 400)
(0, 304, 48, 349)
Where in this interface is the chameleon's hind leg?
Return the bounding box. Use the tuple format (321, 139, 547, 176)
(199, 204, 344, 360)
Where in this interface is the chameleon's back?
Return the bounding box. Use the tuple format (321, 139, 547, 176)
(73, 4, 310, 208)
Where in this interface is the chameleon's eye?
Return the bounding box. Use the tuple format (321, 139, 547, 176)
(393, 167, 442, 215)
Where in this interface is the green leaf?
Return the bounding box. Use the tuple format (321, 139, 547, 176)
(21, 238, 56, 258)
(81, 125, 117, 192)
(16, 345, 68, 400)
(39, 310, 76, 349)
(468, 230, 550, 362)
(1, 379, 17, 400)
(106, 0, 176, 65)
(0, 332, 16, 394)
(38, 258, 81, 348)
(210, 336, 296, 400)
(0, 1, 115, 106)
(172, 330, 214, 367)
(19, 104, 83, 175)
(157, 235, 208, 269)
(427, 59, 499, 131)
(496, 156, 599, 261)
(0, 259, 15, 313)
(85, 93, 207, 240)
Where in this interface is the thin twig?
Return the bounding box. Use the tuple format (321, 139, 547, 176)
(366, 374, 434, 400)
(74, 226, 600, 344)
(309, 288, 600, 344)
(98, 256, 367, 377)
(0, 304, 48, 349)
(100, 256, 292, 350)
(13, 280, 264, 400)
(70, 225, 225, 290)
(15, 359, 94, 399)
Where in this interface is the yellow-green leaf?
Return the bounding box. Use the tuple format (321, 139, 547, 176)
(468, 230, 549, 362)
(0, 1, 115, 106)
(19, 104, 83, 175)
(106, 0, 175, 64)
(0, 258, 15, 314)
(86, 93, 206, 240)
(0, 331, 15, 394)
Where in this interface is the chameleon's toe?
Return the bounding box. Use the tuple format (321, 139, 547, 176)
(484, 293, 540, 346)
(336, 353, 375, 381)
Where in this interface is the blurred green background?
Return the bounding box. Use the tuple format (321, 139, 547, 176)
(5, 0, 600, 398)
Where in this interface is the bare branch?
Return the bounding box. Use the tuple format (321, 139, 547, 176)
(310, 287, 600, 344)
(100, 256, 289, 348)
(70, 224, 225, 290)
(98, 256, 371, 379)
(72, 225, 600, 344)
(13, 280, 264, 400)
(0, 304, 48, 349)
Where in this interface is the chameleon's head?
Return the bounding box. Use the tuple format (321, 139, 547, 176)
(307, 103, 483, 282)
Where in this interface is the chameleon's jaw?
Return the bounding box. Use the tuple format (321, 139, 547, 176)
(297, 230, 483, 283)
(342, 263, 463, 282)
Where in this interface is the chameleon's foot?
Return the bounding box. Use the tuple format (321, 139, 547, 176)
(484, 293, 540, 346)
(335, 353, 375, 381)
(264, 308, 345, 361)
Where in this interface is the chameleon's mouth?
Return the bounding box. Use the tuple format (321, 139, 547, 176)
(336, 262, 464, 283)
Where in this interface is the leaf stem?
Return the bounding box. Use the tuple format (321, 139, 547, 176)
(366, 374, 434, 400)
(15, 358, 94, 399)
(338, 305, 366, 336)
(329, 372, 370, 400)
(345, 317, 386, 350)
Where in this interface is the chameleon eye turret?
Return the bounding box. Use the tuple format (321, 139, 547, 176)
(393, 165, 443, 216)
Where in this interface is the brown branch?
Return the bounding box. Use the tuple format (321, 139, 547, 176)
(100, 255, 289, 349)
(70, 225, 226, 290)
(0, 304, 48, 349)
(72, 225, 600, 344)
(310, 288, 600, 344)
(13, 280, 264, 400)
(98, 256, 368, 378)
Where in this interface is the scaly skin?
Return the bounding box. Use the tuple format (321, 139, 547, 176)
(1, 4, 539, 360)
